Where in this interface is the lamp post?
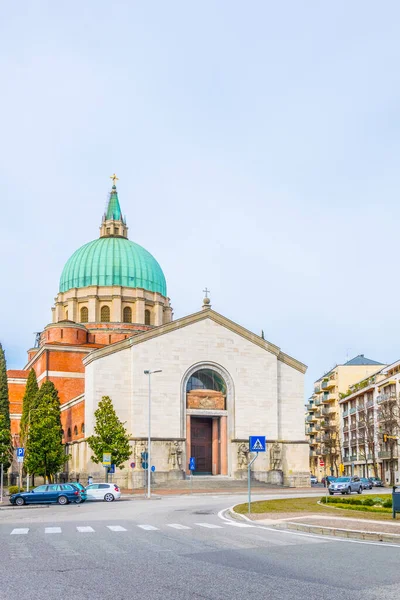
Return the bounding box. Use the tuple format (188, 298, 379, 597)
(144, 369, 162, 499)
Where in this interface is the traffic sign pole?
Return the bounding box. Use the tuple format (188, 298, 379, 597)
(248, 453, 258, 514)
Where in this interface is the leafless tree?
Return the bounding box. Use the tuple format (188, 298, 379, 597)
(377, 392, 400, 486)
(357, 405, 379, 479)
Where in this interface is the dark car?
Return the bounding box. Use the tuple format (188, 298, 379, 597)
(10, 483, 86, 506)
(369, 477, 384, 487)
(360, 477, 372, 490)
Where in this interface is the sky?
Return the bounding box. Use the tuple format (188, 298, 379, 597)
(1, 1, 400, 398)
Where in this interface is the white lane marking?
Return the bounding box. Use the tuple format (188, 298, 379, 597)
(167, 524, 191, 530)
(45, 527, 62, 534)
(195, 523, 223, 529)
(137, 525, 159, 531)
(76, 526, 95, 533)
(107, 526, 127, 532)
(10, 528, 29, 535)
(225, 522, 255, 528)
(218, 505, 400, 549)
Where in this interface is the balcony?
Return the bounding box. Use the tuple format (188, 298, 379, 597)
(306, 416, 314, 423)
(314, 385, 321, 394)
(377, 393, 396, 404)
(349, 407, 357, 415)
(343, 424, 349, 433)
(325, 378, 336, 389)
(342, 439, 350, 447)
(322, 394, 336, 403)
(314, 397, 322, 406)
(315, 424, 321, 431)
(357, 405, 365, 413)
(321, 381, 328, 390)
(306, 426, 315, 434)
(306, 403, 317, 411)
(350, 421, 357, 430)
(343, 409, 349, 417)
(349, 454, 357, 461)
(378, 451, 391, 459)
(321, 406, 332, 416)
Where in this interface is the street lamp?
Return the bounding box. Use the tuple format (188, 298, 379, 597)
(144, 369, 162, 499)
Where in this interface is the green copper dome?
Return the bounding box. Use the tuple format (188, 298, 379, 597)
(59, 237, 167, 295)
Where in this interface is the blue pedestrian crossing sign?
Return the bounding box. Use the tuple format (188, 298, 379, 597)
(249, 436, 266, 452)
(189, 457, 196, 471)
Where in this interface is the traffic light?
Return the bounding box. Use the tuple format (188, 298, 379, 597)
(383, 434, 388, 443)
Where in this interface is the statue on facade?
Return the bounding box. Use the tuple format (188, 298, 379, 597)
(270, 442, 282, 470)
(237, 443, 249, 469)
(168, 441, 183, 469)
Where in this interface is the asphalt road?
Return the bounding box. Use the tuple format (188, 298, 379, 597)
(0, 492, 398, 600)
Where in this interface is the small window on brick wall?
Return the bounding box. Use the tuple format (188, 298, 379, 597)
(67, 428, 71, 439)
(81, 423, 85, 433)
(74, 425, 78, 435)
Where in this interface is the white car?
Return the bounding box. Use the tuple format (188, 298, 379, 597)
(85, 483, 121, 502)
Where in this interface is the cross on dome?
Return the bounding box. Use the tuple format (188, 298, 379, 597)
(110, 173, 119, 185)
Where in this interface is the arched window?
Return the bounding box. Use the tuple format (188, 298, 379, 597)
(81, 423, 85, 433)
(186, 369, 226, 394)
(73, 425, 78, 436)
(145, 309, 151, 325)
(123, 306, 132, 323)
(101, 306, 110, 322)
(80, 307, 88, 323)
(67, 428, 71, 439)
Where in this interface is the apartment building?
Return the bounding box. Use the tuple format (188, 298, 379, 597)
(307, 355, 384, 478)
(339, 360, 400, 485)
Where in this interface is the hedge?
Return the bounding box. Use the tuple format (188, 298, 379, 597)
(320, 495, 392, 510)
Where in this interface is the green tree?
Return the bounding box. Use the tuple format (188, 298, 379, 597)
(33, 380, 61, 415)
(24, 396, 66, 482)
(0, 414, 12, 473)
(0, 343, 10, 429)
(87, 396, 131, 477)
(20, 369, 39, 445)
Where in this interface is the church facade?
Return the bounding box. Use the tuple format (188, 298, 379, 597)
(8, 179, 309, 487)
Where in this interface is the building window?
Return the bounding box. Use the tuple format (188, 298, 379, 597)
(145, 309, 151, 325)
(106, 227, 110, 234)
(67, 428, 71, 439)
(81, 423, 85, 433)
(101, 306, 110, 322)
(115, 227, 119, 235)
(123, 306, 132, 323)
(74, 425, 78, 436)
(80, 307, 88, 323)
(187, 369, 227, 394)
(60, 329, 63, 339)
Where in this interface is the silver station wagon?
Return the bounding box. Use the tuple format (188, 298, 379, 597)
(328, 476, 363, 495)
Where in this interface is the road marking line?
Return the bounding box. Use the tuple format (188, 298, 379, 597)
(137, 525, 159, 531)
(107, 526, 127, 532)
(10, 528, 29, 535)
(76, 526, 95, 533)
(45, 527, 62, 534)
(167, 524, 191, 530)
(195, 523, 223, 529)
(225, 522, 255, 528)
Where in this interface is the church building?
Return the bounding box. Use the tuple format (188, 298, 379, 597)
(8, 178, 309, 487)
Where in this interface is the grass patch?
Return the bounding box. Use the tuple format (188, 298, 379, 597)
(234, 496, 396, 521)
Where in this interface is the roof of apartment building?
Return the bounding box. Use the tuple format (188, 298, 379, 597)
(343, 354, 384, 367)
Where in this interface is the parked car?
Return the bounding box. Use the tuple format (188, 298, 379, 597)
(310, 474, 318, 485)
(322, 476, 337, 487)
(69, 482, 87, 502)
(328, 476, 363, 495)
(85, 483, 121, 502)
(10, 483, 86, 506)
(369, 477, 384, 487)
(360, 477, 372, 490)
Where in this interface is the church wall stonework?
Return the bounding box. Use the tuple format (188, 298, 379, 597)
(83, 314, 308, 487)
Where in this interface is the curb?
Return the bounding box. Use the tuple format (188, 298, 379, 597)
(0, 504, 50, 511)
(228, 506, 400, 545)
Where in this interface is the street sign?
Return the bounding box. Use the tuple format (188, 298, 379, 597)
(16, 448, 24, 463)
(130, 462, 136, 469)
(319, 460, 325, 467)
(249, 436, 266, 452)
(102, 453, 111, 466)
(142, 461, 148, 470)
(151, 466, 156, 472)
(189, 457, 196, 471)
(108, 464, 115, 474)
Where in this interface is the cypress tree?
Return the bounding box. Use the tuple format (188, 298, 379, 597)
(0, 415, 12, 471)
(25, 392, 66, 483)
(0, 343, 10, 429)
(20, 369, 39, 445)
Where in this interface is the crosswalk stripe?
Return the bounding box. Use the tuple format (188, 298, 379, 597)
(76, 526, 95, 533)
(107, 526, 127, 532)
(195, 523, 223, 529)
(137, 525, 159, 531)
(10, 528, 29, 535)
(167, 524, 191, 530)
(45, 527, 62, 534)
